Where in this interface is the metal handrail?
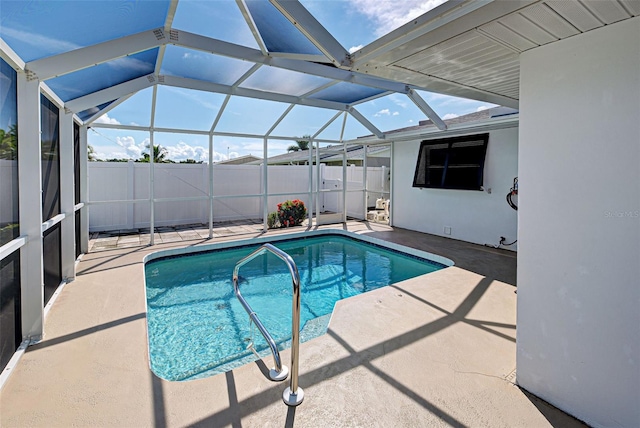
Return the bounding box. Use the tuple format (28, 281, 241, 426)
(232, 243, 304, 406)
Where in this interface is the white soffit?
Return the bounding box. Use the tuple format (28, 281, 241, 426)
(352, 0, 639, 106)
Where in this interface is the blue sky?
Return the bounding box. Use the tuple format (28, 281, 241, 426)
(77, 0, 497, 162)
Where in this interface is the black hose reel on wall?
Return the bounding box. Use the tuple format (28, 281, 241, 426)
(507, 177, 518, 211)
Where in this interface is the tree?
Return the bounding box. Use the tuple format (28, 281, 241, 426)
(139, 144, 171, 163)
(287, 135, 311, 152)
(88, 144, 97, 161)
(0, 124, 18, 160)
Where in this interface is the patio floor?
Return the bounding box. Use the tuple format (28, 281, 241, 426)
(0, 221, 584, 427)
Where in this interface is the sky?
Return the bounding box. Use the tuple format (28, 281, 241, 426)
(77, 0, 497, 162)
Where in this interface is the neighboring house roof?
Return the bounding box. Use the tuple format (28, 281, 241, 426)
(256, 144, 390, 165)
(257, 107, 516, 165)
(376, 106, 519, 137)
(215, 154, 262, 165)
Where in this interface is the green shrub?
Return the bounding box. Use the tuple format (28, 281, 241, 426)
(277, 199, 307, 228)
(267, 211, 279, 229)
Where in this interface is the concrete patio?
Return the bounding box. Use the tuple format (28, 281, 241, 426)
(0, 221, 584, 427)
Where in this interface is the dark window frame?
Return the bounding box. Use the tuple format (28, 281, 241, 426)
(412, 133, 489, 191)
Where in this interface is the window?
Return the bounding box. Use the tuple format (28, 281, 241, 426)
(413, 134, 489, 191)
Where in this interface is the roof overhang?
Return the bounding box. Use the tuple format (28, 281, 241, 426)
(350, 0, 639, 109)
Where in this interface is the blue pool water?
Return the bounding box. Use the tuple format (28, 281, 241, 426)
(144, 234, 448, 381)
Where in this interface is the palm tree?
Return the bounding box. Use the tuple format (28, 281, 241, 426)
(287, 135, 311, 152)
(139, 144, 170, 163)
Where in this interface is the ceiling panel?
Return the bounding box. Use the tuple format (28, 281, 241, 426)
(77, 101, 116, 122)
(308, 82, 385, 104)
(46, 48, 158, 101)
(160, 46, 255, 86)
(421, 49, 517, 80)
(395, 32, 515, 71)
(519, 3, 580, 39)
(545, 1, 602, 32)
(499, 13, 558, 45)
(582, 0, 632, 25)
(394, 30, 520, 95)
(619, 0, 640, 16)
(0, 0, 170, 62)
(245, 0, 322, 56)
(395, 32, 494, 71)
(479, 21, 539, 52)
(239, 67, 333, 97)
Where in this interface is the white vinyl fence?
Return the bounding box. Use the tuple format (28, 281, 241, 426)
(0, 160, 19, 228)
(87, 161, 390, 231)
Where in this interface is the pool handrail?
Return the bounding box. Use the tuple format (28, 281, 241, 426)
(232, 243, 304, 406)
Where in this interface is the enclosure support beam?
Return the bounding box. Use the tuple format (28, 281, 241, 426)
(363, 144, 368, 220)
(26, 30, 164, 81)
(208, 135, 214, 239)
(348, 107, 384, 139)
(342, 141, 347, 223)
(263, 137, 269, 232)
(406, 88, 447, 131)
(17, 75, 44, 342)
(307, 139, 314, 226)
(59, 111, 76, 282)
(79, 125, 89, 253)
(390, 142, 395, 226)
(149, 86, 158, 245)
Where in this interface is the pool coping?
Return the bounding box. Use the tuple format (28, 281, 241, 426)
(142, 228, 455, 267)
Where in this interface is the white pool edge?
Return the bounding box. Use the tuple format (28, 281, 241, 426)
(142, 229, 455, 268)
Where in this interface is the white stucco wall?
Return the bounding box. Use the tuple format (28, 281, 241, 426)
(392, 127, 519, 249)
(517, 17, 640, 428)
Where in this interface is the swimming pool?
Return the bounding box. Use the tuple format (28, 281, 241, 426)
(144, 230, 452, 381)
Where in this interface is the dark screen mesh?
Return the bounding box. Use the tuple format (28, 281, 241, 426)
(74, 122, 81, 205)
(43, 224, 62, 306)
(0, 251, 21, 370)
(75, 210, 82, 259)
(41, 95, 61, 222)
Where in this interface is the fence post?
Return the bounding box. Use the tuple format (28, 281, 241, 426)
(127, 160, 134, 229)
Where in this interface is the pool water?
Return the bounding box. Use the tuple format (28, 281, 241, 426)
(144, 234, 447, 381)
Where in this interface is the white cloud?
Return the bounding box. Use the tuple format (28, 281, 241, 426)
(113, 136, 148, 159)
(442, 113, 459, 120)
(350, 0, 447, 36)
(349, 44, 364, 54)
(94, 113, 120, 125)
(374, 108, 400, 117)
(2, 26, 80, 53)
(164, 141, 211, 162)
(108, 56, 154, 73)
(389, 94, 408, 109)
(476, 106, 490, 112)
